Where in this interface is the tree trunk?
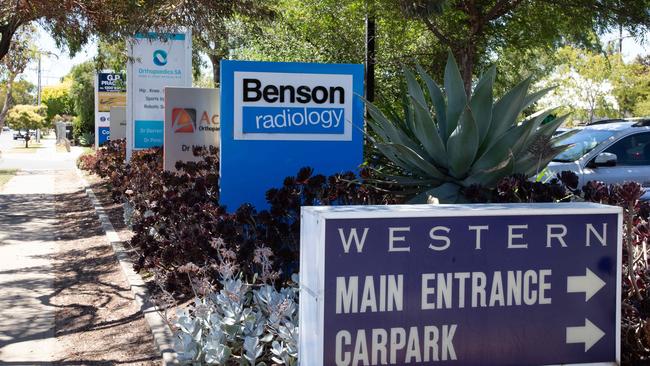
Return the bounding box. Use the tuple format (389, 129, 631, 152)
(24, 131, 29, 148)
(458, 43, 476, 98)
(209, 54, 221, 88)
(0, 78, 14, 131)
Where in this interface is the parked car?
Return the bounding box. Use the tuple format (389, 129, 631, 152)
(1, 126, 9, 132)
(546, 119, 650, 199)
(12, 131, 25, 140)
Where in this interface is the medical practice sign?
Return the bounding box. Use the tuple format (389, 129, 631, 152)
(163, 87, 220, 171)
(220, 61, 364, 209)
(126, 31, 191, 159)
(300, 203, 622, 366)
(94, 72, 126, 146)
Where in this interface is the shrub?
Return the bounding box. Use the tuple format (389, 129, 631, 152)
(174, 273, 299, 365)
(364, 54, 572, 203)
(80, 144, 650, 362)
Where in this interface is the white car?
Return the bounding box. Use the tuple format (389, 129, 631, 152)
(546, 120, 650, 197)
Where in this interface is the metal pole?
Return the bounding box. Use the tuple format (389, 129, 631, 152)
(364, 0, 376, 104)
(36, 54, 41, 142)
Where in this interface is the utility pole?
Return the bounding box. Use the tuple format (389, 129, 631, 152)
(36, 54, 42, 143)
(365, 0, 376, 104)
(619, 24, 623, 54)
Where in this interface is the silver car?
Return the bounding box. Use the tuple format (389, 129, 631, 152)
(546, 120, 650, 195)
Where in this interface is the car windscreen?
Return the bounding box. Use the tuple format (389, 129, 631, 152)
(552, 128, 618, 162)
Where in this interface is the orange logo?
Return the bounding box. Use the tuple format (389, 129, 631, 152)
(172, 108, 196, 133)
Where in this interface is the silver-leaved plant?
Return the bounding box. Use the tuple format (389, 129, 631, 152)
(173, 273, 299, 365)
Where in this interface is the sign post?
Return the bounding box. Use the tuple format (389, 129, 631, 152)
(219, 60, 364, 210)
(94, 71, 126, 147)
(126, 31, 192, 160)
(163, 87, 220, 171)
(300, 203, 622, 366)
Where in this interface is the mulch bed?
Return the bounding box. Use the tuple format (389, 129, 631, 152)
(51, 170, 161, 365)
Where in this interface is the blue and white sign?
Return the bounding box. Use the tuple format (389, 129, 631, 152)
(220, 60, 364, 209)
(126, 31, 192, 159)
(94, 71, 126, 147)
(300, 203, 622, 366)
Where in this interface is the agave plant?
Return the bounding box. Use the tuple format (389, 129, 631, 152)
(364, 54, 574, 203)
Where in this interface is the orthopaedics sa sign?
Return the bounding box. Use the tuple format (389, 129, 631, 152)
(220, 60, 364, 210)
(163, 87, 220, 171)
(126, 31, 192, 160)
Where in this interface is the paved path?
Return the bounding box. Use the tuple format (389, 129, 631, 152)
(0, 170, 58, 364)
(0, 136, 83, 364)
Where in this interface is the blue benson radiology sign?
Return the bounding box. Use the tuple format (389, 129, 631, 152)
(300, 203, 622, 366)
(220, 60, 364, 210)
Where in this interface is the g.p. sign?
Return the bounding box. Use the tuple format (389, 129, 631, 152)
(300, 203, 622, 366)
(220, 60, 364, 210)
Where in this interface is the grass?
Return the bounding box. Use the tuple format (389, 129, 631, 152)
(9, 143, 45, 153)
(0, 169, 17, 190)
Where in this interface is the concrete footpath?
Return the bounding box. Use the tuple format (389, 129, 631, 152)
(0, 170, 58, 364)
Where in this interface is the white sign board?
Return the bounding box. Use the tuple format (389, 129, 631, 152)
(163, 87, 220, 171)
(126, 31, 192, 160)
(109, 106, 127, 140)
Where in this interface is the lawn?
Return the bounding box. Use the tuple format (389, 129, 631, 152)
(0, 169, 17, 190)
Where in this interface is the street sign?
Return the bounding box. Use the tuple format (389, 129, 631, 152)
(219, 60, 364, 211)
(300, 203, 622, 366)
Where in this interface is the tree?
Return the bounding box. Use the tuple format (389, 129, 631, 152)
(0, 79, 35, 107)
(176, 1, 274, 87)
(5, 104, 47, 147)
(41, 80, 74, 122)
(537, 46, 620, 124)
(397, 0, 650, 95)
(231, 0, 440, 105)
(68, 62, 95, 138)
(0, 25, 35, 131)
(611, 55, 650, 117)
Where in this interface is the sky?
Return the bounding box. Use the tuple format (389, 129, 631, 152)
(20, 25, 650, 89)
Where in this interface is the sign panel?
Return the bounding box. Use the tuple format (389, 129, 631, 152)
(300, 203, 622, 366)
(220, 60, 364, 210)
(126, 31, 192, 159)
(110, 106, 127, 140)
(163, 87, 220, 171)
(94, 72, 126, 146)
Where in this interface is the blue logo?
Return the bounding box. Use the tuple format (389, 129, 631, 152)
(153, 49, 168, 66)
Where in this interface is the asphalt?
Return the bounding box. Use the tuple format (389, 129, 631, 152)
(0, 132, 84, 364)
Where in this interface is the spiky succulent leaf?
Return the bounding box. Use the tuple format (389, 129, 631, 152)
(444, 53, 467, 140)
(375, 142, 446, 181)
(364, 100, 428, 157)
(522, 86, 556, 111)
(416, 63, 447, 140)
(464, 152, 515, 187)
(470, 65, 495, 145)
(446, 105, 479, 178)
(404, 68, 427, 108)
(481, 76, 531, 153)
(410, 96, 448, 168)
